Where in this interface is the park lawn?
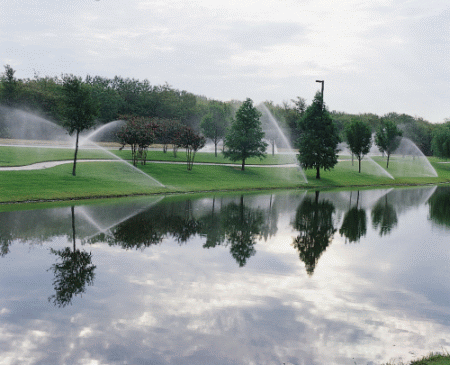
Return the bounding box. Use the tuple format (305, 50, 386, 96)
(1, 145, 450, 204)
(0, 146, 113, 166)
(0, 145, 297, 167)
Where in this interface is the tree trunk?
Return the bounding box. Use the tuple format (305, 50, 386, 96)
(316, 166, 320, 179)
(386, 154, 390, 168)
(241, 158, 245, 171)
(358, 157, 361, 173)
(214, 142, 218, 157)
(71, 206, 76, 252)
(72, 130, 79, 176)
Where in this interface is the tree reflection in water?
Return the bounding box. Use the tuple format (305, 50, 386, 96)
(221, 195, 266, 267)
(339, 191, 367, 243)
(428, 186, 450, 227)
(48, 206, 96, 307)
(371, 195, 398, 236)
(292, 191, 336, 276)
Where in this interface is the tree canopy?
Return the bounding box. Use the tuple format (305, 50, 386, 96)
(62, 75, 99, 176)
(223, 98, 267, 170)
(345, 118, 372, 173)
(297, 92, 340, 179)
(374, 118, 402, 168)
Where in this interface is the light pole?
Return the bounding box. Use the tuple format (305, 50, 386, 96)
(315, 80, 324, 105)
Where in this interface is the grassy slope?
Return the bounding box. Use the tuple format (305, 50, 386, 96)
(1, 146, 450, 203)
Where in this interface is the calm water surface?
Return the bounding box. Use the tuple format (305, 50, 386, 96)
(0, 187, 449, 365)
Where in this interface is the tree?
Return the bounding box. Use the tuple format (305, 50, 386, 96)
(1, 64, 19, 106)
(345, 118, 372, 173)
(431, 121, 450, 159)
(297, 92, 340, 179)
(292, 191, 336, 275)
(62, 76, 99, 176)
(117, 116, 157, 166)
(375, 119, 402, 168)
(174, 126, 206, 170)
(223, 98, 267, 170)
(200, 101, 230, 157)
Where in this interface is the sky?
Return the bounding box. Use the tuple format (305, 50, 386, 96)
(0, 0, 449, 123)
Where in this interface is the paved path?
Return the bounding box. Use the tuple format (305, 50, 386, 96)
(0, 159, 299, 171)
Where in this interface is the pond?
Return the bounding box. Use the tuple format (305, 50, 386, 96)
(0, 186, 449, 365)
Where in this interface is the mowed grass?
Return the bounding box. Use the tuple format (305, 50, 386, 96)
(0, 146, 297, 167)
(1, 145, 450, 203)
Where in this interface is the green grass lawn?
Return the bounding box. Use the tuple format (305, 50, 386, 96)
(1, 145, 450, 204)
(383, 353, 450, 365)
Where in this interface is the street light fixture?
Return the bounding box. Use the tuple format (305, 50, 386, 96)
(315, 80, 324, 101)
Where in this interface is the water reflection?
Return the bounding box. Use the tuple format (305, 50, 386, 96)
(0, 186, 450, 364)
(48, 206, 96, 307)
(428, 186, 450, 227)
(371, 195, 398, 236)
(339, 191, 367, 243)
(292, 191, 336, 275)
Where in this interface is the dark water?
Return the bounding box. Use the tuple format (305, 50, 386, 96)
(0, 187, 449, 365)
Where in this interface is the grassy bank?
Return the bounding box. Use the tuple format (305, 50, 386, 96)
(1, 145, 450, 204)
(383, 353, 450, 365)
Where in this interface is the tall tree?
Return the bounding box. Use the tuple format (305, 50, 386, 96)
(62, 76, 99, 176)
(375, 118, 402, 168)
(223, 98, 267, 170)
(0, 65, 19, 107)
(431, 121, 450, 159)
(345, 118, 372, 173)
(200, 101, 230, 157)
(297, 92, 340, 179)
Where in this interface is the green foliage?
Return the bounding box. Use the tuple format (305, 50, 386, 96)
(297, 92, 340, 179)
(224, 98, 268, 170)
(174, 126, 206, 170)
(62, 75, 99, 176)
(345, 118, 372, 173)
(431, 121, 450, 159)
(200, 100, 231, 156)
(117, 116, 157, 166)
(1, 65, 19, 106)
(375, 119, 403, 168)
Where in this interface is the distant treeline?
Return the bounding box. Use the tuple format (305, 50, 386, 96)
(0, 64, 446, 156)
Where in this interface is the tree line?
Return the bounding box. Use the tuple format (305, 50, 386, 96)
(1, 64, 450, 178)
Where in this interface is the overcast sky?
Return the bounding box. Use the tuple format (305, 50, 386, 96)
(1, 0, 449, 123)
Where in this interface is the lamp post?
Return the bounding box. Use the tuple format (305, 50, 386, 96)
(315, 80, 324, 106)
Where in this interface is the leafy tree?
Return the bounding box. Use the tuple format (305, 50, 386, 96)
(223, 98, 268, 170)
(374, 118, 402, 168)
(200, 101, 230, 157)
(117, 116, 157, 166)
(62, 76, 99, 176)
(154, 119, 182, 154)
(174, 126, 206, 170)
(431, 121, 450, 159)
(292, 191, 336, 275)
(1, 65, 19, 106)
(345, 118, 372, 173)
(297, 92, 340, 179)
